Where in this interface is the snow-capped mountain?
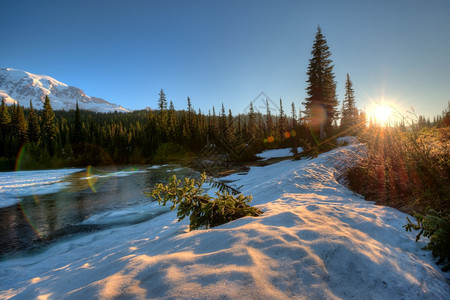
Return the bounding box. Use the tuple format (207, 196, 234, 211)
(0, 68, 130, 112)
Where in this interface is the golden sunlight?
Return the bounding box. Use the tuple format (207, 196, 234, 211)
(370, 102, 394, 126)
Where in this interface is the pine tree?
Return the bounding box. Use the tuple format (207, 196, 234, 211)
(226, 109, 235, 145)
(72, 100, 84, 156)
(186, 97, 195, 134)
(304, 26, 338, 138)
(15, 104, 28, 144)
(41, 96, 57, 155)
(266, 99, 274, 135)
(157, 89, 168, 140)
(219, 103, 227, 133)
(0, 98, 11, 136)
(340, 73, 358, 131)
(167, 101, 177, 141)
(291, 102, 297, 129)
(209, 106, 218, 143)
(278, 98, 287, 138)
(247, 102, 257, 139)
(28, 100, 40, 143)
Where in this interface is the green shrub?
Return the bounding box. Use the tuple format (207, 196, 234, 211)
(149, 173, 262, 230)
(404, 209, 450, 272)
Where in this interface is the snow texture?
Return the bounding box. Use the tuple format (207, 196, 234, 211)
(0, 68, 130, 112)
(256, 147, 302, 161)
(0, 168, 84, 208)
(0, 142, 449, 299)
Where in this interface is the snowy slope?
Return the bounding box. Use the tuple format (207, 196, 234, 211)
(0, 68, 129, 112)
(0, 141, 449, 299)
(256, 147, 302, 161)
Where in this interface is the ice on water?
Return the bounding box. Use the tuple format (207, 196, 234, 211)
(0, 168, 84, 208)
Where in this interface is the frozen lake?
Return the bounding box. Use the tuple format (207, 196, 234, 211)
(0, 165, 198, 259)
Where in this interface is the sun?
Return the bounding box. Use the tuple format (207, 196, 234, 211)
(369, 102, 394, 126)
(374, 104, 392, 125)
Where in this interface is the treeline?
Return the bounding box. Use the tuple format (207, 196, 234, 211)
(0, 92, 316, 170)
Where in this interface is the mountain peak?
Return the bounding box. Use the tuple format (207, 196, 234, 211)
(0, 68, 130, 112)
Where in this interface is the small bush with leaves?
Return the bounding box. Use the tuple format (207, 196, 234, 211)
(149, 173, 262, 230)
(404, 209, 450, 272)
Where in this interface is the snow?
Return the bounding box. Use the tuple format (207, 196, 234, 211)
(1, 141, 449, 299)
(0, 168, 84, 208)
(336, 136, 359, 145)
(256, 147, 302, 161)
(81, 169, 147, 180)
(81, 203, 170, 226)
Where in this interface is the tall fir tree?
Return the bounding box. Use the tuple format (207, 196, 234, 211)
(278, 98, 287, 138)
(210, 106, 218, 143)
(291, 102, 297, 129)
(247, 102, 257, 139)
(15, 104, 28, 144)
(186, 96, 196, 135)
(340, 73, 358, 131)
(0, 98, 11, 136)
(157, 89, 168, 140)
(226, 109, 235, 145)
(167, 101, 177, 141)
(266, 99, 274, 135)
(27, 100, 40, 143)
(72, 100, 84, 156)
(303, 26, 338, 138)
(41, 96, 57, 155)
(219, 103, 227, 133)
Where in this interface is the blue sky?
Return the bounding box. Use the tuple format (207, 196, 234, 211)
(1, 0, 449, 119)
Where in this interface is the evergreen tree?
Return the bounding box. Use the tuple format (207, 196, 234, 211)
(209, 106, 218, 143)
(226, 109, 235, 145)
(10, 102, 18, 131)
(266, 99, 274, 135)
(186, 96, 195, 134)
(15, 104, 28, 144)
(157, 89, 168, 140)
(27, 100, 40, 143)
(0, 98, 11, 136)
(41, 96, 57, 155)
(291, 102, 297, 129)
(167, 101, 177, 141)
(72, 101, 84, 156)
(278, 98, 287, 138)
(219, 103, 227, 133)
(247, 102, 257, 139)
(303, 26, 338, 138)
(340, 73, 358, 131)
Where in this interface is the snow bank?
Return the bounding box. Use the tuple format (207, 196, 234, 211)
(1, 143, 449, 299)
(336, 136, 359, 145)
(0, 168, 84, 208)
(256, 147, 302, 161)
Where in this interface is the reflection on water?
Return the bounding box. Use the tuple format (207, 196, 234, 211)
(0, 165, 198, 259)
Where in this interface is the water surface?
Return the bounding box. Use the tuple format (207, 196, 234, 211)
(0, 165, 198, 259)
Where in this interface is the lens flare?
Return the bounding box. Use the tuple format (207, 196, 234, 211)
(86, 165, 99, 193)
(13, 144, 43, 238)
(19, 202, 42, 238)
(14, 143, 30, 171)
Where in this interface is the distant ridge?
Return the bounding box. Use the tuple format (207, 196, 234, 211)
(0, 68, 130, 112)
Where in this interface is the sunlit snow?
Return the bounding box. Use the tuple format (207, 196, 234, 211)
(1, 140, 448, 299)
(256, 147, 302, 161)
